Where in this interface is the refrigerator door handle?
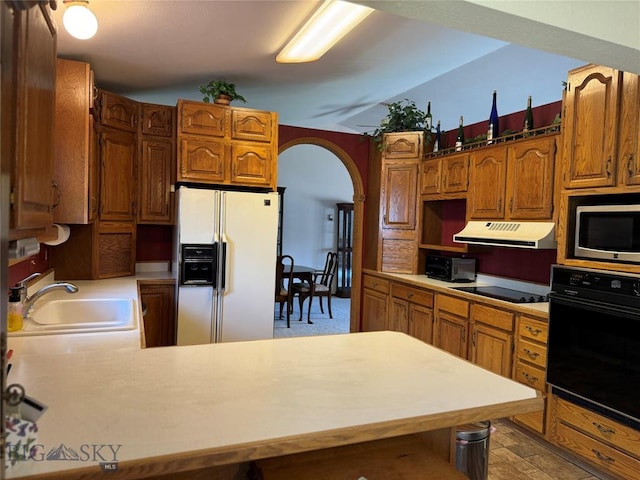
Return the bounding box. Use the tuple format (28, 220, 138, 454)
(220, 234, 228, 291)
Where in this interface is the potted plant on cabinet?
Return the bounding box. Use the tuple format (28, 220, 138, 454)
(363, 99, 432, 149)
(199, 80, 247, 105)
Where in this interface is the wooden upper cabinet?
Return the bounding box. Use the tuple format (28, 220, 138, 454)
(176, 99, 277, 189)
(422, 153, 469, 197)
(141, 103, 174, 137)
(467, 145, 507, 219)
(229, 142, 273, 187)
(506, 136, 556, 219)
(179, 100, 227, 137)
(99, 90, 139, 133)
(99, 128, 137, 221)
(618, 73, 640, 186)
(562, 64, 621, 189)
(54, 58, 99, 224)
(382, 161, 419, 230)
(231, 109, 274, 142)
(10, 2, 57, 232)
(383, 132, 423, 159)
(138, 138, 173, 224)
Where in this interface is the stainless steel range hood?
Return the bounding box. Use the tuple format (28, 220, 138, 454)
(453, 221, 557, 249)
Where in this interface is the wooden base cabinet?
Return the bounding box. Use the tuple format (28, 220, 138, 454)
(389, 282, 434, 344)
(550, 395, 640, 480)
(140, 282, 176, 347)
(361, 274, 389, 332)
(512, 315, 548, 435)
(469, 304, 514, 378)
(434, 294, 469, 358)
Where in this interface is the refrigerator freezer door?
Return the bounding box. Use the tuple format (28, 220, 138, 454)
(176, 286, 215, 345)
(178, 187, 218, 244)
(217, 191, 278, 342)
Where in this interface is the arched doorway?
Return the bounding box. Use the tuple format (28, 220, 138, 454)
(279, 137, 364, 333)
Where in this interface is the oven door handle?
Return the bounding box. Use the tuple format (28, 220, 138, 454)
(550, 294, 640, 320)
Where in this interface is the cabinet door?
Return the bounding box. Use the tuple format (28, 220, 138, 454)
(435, 311, 468, 358)
(381, 160, 418, 230)
(470, 323, 513, 377)
(138, 138, 173, 224)
(231, 109, 273, 142)
(141, 103, 174, 137)
(54, 58, 97, 224)
(421, 159, 441, 195)
(229, 142, 273, 187)
(178, 137, 226, 183)
(562, 65, 620, 189)
(410, 304, 434, 344)
(11, 2, 56, 231)
(468, 146, 507, 219)
(390, 298, 409, 333)
(618, 73, 640, 186)
(383, 132, 423, 159)
(506, 137, 556, 219)
(179, 100, 226, 137)
(95, 221, 136, 278)
(442, 153, 469, 194)
(140, 283, 176, 347)
(99, 90, 138, 133)
(99, 128, 137, 221)
(361, 288, 388, 332)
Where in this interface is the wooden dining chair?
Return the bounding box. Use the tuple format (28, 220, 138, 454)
(275, 255, 295, 328)
(291, 252, 337, 323)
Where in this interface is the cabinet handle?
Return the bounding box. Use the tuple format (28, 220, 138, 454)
(497, 199, 502, 211)
(472, 329, 477, 347)
(628, 154, 635, 177)
(592, 422, 616, 435)
(525, 325, 542, 336)
(462, 328, 466, 342)
(523, 348, 539, 359)
(51, 181, 61, 211)
(522, 372, 538, 384)
(605, 156, 612, 177)
(591, 449, 615, 463)
(407, 292, 414, 299)
(509, 198, 513, 212)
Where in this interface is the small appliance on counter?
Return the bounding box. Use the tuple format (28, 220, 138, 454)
(425, 255, 476, 283)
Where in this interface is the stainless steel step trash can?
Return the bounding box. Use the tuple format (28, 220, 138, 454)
(455, 421, 491, 480)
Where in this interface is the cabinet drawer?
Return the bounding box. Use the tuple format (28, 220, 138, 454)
(436, 294, 468, 318)
(391, 283, 433, 308)
(519, 316, 548, 343)
(555, 422, 640, 480)
(515, 362, 546, 391)
(363, 275, 390, 295)
(517, 338, 547, 368)
(556, 397, 640, 455)
(470, 303, 514, 331)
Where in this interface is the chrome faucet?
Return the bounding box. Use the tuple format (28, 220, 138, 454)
(23, 282, 79, 318)
(16, 272, 41, 302)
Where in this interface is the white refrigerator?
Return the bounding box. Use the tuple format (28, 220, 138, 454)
(175, 186, 278, 345)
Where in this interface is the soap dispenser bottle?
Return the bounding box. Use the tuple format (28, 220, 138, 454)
(7, 287, 24, 332)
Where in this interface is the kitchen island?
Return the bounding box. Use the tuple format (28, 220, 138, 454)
(6, 330, 542, 479)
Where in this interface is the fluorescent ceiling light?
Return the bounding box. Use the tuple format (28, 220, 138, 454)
(63, 0, 98, 40)
(276, 0, 374, 63)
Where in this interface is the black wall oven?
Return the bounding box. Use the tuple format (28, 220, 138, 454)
(547, 265, 640, 429)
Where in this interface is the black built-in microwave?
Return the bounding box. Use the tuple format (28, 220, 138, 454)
(574, 204, 640, 264)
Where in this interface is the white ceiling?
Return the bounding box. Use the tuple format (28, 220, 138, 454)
(52, 0, 640, 134)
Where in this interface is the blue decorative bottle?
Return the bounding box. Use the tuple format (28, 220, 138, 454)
(487, 90, 499, 144)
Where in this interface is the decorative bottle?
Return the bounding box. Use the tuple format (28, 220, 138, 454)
(433, 120, 441, 153)
(487, 90, 499, 144)
(523, 96, 534, 134)
(7, 287, 23, 332)
(455, 116, 465, 151)
(425, 101, 432, 131)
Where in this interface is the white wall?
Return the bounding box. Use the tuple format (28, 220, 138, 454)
(278, 144, 353, 271)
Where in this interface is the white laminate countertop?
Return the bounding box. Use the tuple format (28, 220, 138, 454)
(6, 331, 541, 479)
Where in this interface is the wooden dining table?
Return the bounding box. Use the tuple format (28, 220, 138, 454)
(283, 264, 316, 323)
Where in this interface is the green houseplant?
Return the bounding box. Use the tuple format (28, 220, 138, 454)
(363, 99, 432, 148)
(199, 80, 247, 105)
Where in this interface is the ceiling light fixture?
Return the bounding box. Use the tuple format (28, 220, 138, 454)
(62, 0, 98, 40)
(276, 0, 374, 63)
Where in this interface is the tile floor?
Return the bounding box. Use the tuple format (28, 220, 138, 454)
(489, 420, 610, 480)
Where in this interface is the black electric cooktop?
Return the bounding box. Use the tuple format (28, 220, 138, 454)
(452, 286, 549, 304)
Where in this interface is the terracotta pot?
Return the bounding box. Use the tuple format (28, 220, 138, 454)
(214, 94, 232, 105)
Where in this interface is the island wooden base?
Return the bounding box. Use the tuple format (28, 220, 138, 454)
(254, 430, 465, 480)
